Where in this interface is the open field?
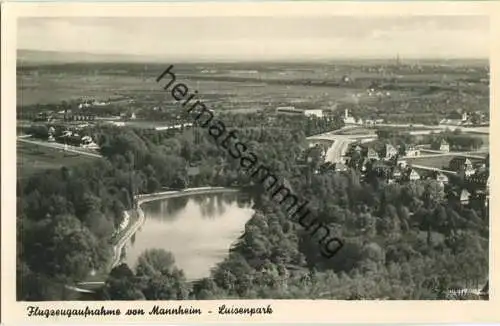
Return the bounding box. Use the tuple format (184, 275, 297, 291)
(17, 141, 97, 179)
(18, 71, 404, 109)
(405, 154, 485, 170)
(18, 62, 438, 110)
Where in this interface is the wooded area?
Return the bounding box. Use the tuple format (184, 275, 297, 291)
(17, 113, 488, 300)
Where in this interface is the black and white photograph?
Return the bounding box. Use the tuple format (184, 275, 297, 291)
(3, 2, 498, 321)
(13, 13, 492, 302)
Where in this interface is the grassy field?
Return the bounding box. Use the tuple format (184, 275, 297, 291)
(406, 154, 485, 170)
(17, 141, 97, 179)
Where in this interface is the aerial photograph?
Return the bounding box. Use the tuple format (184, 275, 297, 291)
(16, 16, 489, 301)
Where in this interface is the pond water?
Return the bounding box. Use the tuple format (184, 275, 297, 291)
(124, 191, 254, 280)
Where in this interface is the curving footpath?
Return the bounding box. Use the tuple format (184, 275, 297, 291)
(110, 186, 238, 269)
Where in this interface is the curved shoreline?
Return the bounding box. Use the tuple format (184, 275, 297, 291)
(110, 187, 239, 269)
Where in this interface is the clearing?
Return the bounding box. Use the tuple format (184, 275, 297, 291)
(17, 140, 97, 179)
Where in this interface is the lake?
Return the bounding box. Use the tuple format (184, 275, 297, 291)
(124, 191, 254, 280)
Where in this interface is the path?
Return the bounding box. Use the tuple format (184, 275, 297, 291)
(66, 187, 238, 294)
(410, 164, 457, 175)
(111, 187, 238, 269)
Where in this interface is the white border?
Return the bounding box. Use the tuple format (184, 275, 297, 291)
(2, 2, 499, 324)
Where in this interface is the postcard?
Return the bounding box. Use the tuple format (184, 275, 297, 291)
(2, 1, 500, 324)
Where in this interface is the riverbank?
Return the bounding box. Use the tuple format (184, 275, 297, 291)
(110, 186, 239, 269)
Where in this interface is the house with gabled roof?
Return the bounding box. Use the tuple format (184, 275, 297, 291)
(450, 157, 473, 172)
(440, 139, 450, 152)
(409, 169, 420, 181)
(405, 146, 420, 157)
(367, 148, 379, 160)
(458, 165, 476, 179)
(460, 189, 471, 205)
(385, 143, 398, 160)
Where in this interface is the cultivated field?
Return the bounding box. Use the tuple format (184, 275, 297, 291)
(17, 63, 423, 110)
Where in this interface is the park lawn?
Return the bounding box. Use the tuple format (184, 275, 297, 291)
(405, 155, 457, 170)
(17, 141, 97, 180)
(406, 154, 485, 170)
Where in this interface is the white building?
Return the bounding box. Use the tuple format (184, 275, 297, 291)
(343, 109, 357, 125)
(78, 103, 92, 109)
(405, 147, 420, 157)
(460, 189, 471, 205)
(440, 139, 450, 152)
(304, 109, 323, 118)
(397, 159, 408, 168)
(385, 144, 398, 159)
(459, 166, 476, 179)
(409, 170, 420, 181)
(93, 100, 109, 106)
(81, 135, 100, 150)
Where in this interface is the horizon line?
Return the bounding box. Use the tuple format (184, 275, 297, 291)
(17, 49, 489, 64)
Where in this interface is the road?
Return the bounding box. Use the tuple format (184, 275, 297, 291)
(308, 122, 489, 144)
(404, 151, 487, 160)
(366, 123, 489, 135)
(308, 133, 376, 142)
(410, 164, 457, 175)
(67, 187, 238, 294)
(325, 138, 352, 163)
(17, 137, 103, 158)
(308, 128, 487, 164)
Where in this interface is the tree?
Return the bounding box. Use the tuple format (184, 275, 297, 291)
(24, 214, 109, 282)
(134, 249, 190, 300)
(135, 249, 176, 277)
(100, 264, 145, 300)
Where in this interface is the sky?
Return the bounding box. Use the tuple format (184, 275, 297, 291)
(18, 16, 489, 61)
